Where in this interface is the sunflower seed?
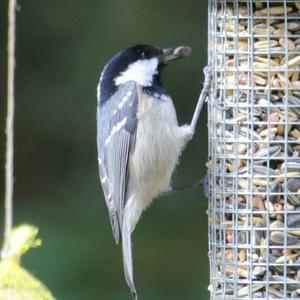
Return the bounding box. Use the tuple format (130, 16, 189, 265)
(238, 284, 264, 297)
(288, 208, 300, 228)
(271, 231, 299, 244)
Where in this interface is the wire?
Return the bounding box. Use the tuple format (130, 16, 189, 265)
(4, 0, 17, 242)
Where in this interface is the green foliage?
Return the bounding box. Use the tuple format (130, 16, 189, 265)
(0, 224, 55, 300)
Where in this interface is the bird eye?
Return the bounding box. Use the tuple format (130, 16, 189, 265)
(143, 49, 153, 59)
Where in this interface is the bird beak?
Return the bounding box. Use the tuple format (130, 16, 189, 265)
(160, 46, 192, 63)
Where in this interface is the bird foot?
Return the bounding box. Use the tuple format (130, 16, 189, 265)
(164, 177, 208, 196)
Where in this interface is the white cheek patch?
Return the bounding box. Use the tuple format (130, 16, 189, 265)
(114, 58, 159, 87)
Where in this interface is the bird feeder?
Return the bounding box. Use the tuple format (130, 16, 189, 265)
(207, 0, 300, 299)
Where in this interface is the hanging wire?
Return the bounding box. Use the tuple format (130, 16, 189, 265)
(4, 0, 17, 243)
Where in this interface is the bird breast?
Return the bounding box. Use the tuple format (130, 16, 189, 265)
(127, 91, 184, 206)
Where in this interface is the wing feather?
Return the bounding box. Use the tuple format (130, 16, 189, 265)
(97, 81, 138, 243)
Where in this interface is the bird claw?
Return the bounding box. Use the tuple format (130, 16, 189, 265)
(182, 124, 195, 142)
(203, 65, 212, 88)
(164, 177, 208, 195)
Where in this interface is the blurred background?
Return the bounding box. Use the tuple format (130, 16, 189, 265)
(0, 0, 209, 299)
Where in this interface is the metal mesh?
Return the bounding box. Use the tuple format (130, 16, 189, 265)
(208, 0, 300, 299)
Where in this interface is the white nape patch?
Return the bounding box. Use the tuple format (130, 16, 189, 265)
(114, 58, 158, 87)
(105, 117, 127, 146)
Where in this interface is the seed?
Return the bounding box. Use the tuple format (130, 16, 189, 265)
(236, 113, 247, 123)
(270, 220, 284, 229)
(271, 231, 299, 244)
(225, 22, 245, 33)
(292, 71, 299, 82)
(268, 112, 280, 124)
(254, 40, 278, 49)
(287, 207, 300, 227)
(255, 1, 263, 10)
(288, 55, 300, 67)
(269, 275, 300, 288)
(239, 249, 246, 261)
(292, 80, 300, 89)
(274, 27, 286, 36)
(254, 74, 267, 85)
(253, 195, 266, 211)
(238, 143, 247, 154)
(253, 178, 269, 187)
(291, 129, 300, 139)
(288, 22, 300, 32)
(254, 146, 281, 158)
(255, 55, 279, 67)
(253, 24, 275, 35)
(259, 127, 278, 137)
(238, 178, 251, 190)
(274, 203, 283, 211)
(276, 253, 299, 263)
(277, 124, 285, 136)
(226, 265, 249, 279)
(277, 73, 289, 87)
(260, 6, 293, 16)
(238, 284, 264, 297)
(227, 40, 248, 51)
(279, 110, 298, 121)
(289, 230, 300, 236)
(285, 203, 296, 211)
(238, 6, 249, 17)
(241, 216, 265, 224)
(279, 37, 296, 51)
(268, 287, 285, 298)
(253, 265, 266, 276)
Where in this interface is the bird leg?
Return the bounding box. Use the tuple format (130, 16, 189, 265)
(164, 66, 212, 198)
(190, 64, 212, 133)
(178, 64, 212, 142)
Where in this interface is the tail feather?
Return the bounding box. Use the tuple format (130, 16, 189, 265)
(122, 219, 137, 299)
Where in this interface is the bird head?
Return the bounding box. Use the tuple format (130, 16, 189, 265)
(98, 45, 192, 104)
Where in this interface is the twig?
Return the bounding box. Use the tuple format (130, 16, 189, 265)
(4, 0, 17, 241)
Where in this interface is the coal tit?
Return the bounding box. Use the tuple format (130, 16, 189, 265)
(97, 44, 211, 299)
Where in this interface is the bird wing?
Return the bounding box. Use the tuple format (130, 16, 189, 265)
(97, 81, 139, 243)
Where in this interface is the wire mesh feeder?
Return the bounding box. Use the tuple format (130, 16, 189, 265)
(207, 0, 300, 299)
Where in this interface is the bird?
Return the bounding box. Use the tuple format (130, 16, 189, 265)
(96, 44, 211, 299)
